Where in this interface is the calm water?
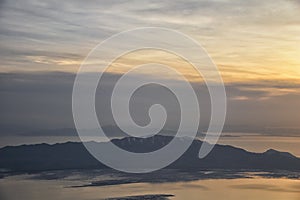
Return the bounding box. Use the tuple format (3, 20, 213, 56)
(0, 175, 300, 200)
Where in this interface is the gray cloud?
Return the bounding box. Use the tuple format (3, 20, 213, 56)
(0, 0, 300, 138)
(1, 71, 299, 136)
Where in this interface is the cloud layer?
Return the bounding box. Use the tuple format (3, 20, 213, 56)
(0, 0, 300, 135)
(1, 0, 300, 82)
(1, 71, 299, 135)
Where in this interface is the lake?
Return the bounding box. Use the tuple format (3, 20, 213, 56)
(0, 172, 299, 200)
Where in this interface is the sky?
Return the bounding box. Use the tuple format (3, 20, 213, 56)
(0, 0, 300, 136)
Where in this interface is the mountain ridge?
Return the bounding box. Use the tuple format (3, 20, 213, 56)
(0, 135, 299, 172)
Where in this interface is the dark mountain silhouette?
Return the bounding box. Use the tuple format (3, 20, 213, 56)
(0, 135, 299, 172)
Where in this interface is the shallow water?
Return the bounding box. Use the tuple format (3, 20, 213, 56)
(1, 175, 300, 200)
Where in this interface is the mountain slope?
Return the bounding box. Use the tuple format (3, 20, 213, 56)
(0, 135, 299, 172)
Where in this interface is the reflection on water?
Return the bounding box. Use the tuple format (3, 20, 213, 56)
(0, 175, 300, 200)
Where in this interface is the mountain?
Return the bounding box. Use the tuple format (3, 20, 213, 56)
(14, 126, 207, 137)
(0, 135, 299, 172)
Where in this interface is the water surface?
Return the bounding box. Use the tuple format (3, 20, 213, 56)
(1, 174, 299, 200)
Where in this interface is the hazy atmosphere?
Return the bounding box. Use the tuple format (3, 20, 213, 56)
(1, 0, 300, 137)
(0, 1, 300, 200)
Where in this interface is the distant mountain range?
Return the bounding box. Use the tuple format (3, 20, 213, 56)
(18, 126, 206, 137)
(2, 125, 300, 137)
(0, 135, 299, 172)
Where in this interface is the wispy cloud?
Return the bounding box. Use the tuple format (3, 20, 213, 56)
(0, 1, 300, 135)
(1, 0, 300, 82)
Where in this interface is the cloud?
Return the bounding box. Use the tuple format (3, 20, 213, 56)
(1, 0, 300, 81)
(0, 71, 299, 136)
(0, 0, 300, 137)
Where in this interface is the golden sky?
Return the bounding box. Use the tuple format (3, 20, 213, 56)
(1, 0, 299, 86)
(0, 0, 300, 131)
